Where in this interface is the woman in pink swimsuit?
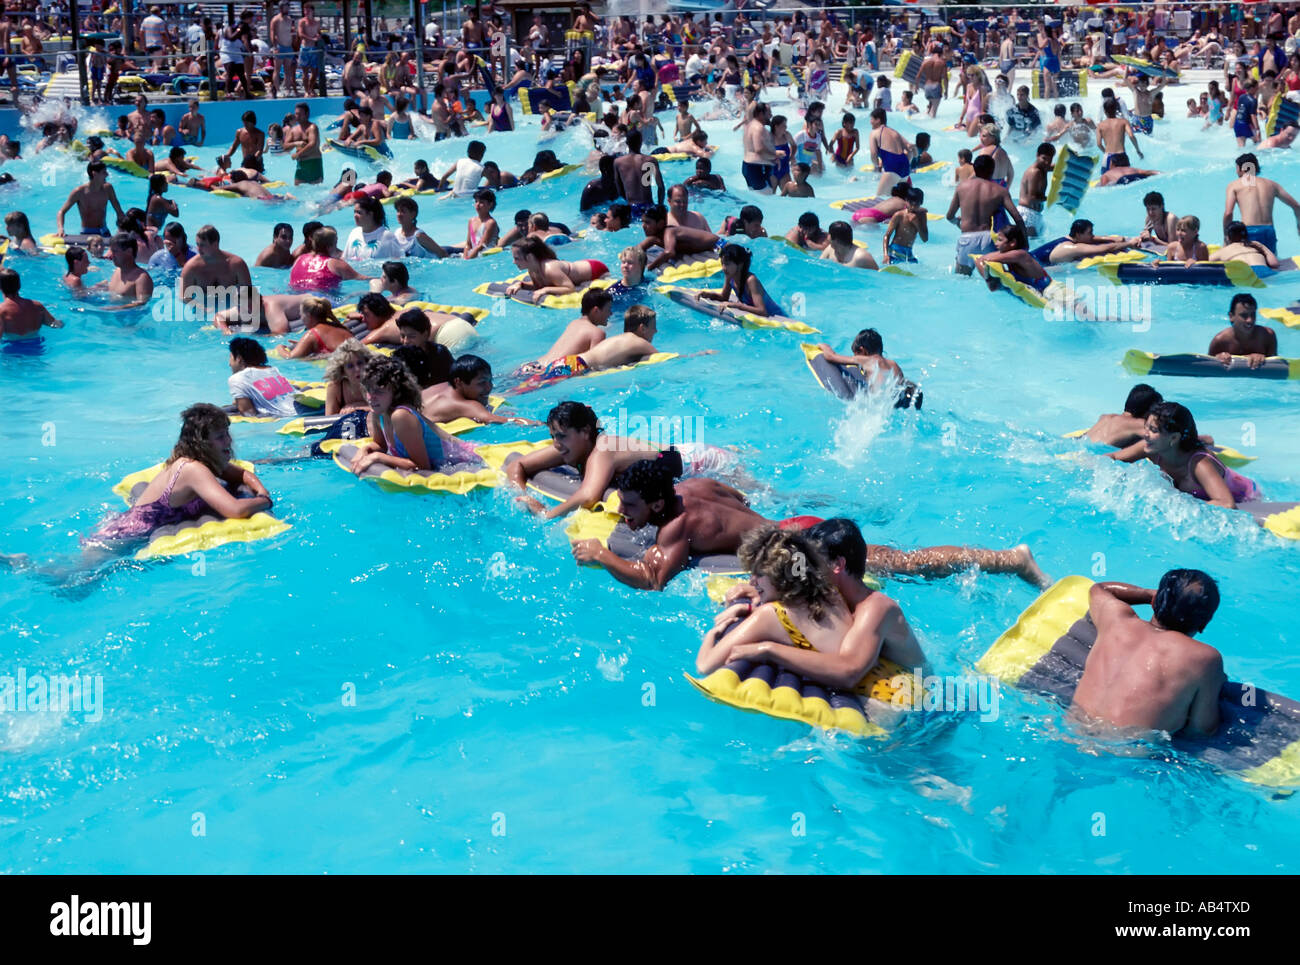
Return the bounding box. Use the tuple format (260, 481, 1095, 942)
(1110, 401, 1262, 509)
(290, 226, 369, 292)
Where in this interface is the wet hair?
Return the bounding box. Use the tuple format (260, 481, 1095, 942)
(323, 338, 369, 385)
(1124, 383, 1163, 418)
(301, 220, 323, 241)
(606, 202, 631, 226)
(1225, 220, 1249, 242)
(1152, 569, 1220, 636)
(547, 400, 599, 440)
(300, 296, 337, 328)
(361, 353, 422, 411)
(1230, 293, 1257, 314)
(395, 307, 430, 335)
(528, 212, 551, 231)
(64, 245, 87, 270)
(870, 108, 886, 124)
(827, 220, 853, 245)
(718, 242, 752, 273)
(473, 187, 497, 208)
(739, 527, 837, 622)
(450, 353, 491, 384)
(624, 304, 656, 335)
(309, 226, 338, 255)
(196, 224, 220, 245)
(229, 336, 267, 366)
(111, 232, 139, 257)
(381, 261, 409, 287)
(1143, 191, 1165, 208)
(513, 209, 532, 226)
(1036, 143, 1056, 161)
(514, 236, 556, 262)
(87, 160, 108, 178)
(615, 456, 680, 506)
(915, 132, 930, 149)
(738, 204, 763, 226)
(581, 287, 613, 316)
(972, 154, 995, 178)
(807, 517, 868, 580)
(851, 328, 884, 355)
(273, 221, 292, 240)
(1053, 104, 1066, 118)
(357, 292, 396, 321)
(907, 187, 924, 205)
(164, 222, 186, 241)
(1002, 224, 1027, 250)
(1236, 152, 1260, 172)
(0, 266, 18, 296)
(1069, 218, 1094, 239)
(4, 210, 31, 238)
(957, 148, 973, 164)
(1177, 214, 1200, 233)
(1147, 401, 1205, 453)
(393, 196, 419, 217)
(467, 139, 487, 160)
(168, 403, 232, 474)
(642, 204, 668, 227)
(392, 346, 436, 388)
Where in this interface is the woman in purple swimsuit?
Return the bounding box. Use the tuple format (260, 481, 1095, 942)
(1110, 401, 1262, 509)
(2, 405, 273, 583)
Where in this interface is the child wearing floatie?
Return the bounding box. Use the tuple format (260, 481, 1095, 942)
(1207, 293, 1276, 369)
(697, 524, 924, 686)
(346, 356, 481, 476)
(1109, 402, 1262, 510)
(1, 404, 275, 584)
(696, 243, 780, 316)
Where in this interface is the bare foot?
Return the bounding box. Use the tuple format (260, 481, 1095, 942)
(1013, 544, 1051, 590)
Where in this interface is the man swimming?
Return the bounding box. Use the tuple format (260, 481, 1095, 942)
(1207, 292, 1277, 368)
(1071, 572, 1225, 739)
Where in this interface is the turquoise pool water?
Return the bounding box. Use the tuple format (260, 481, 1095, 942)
(2, 86, 1298, 873)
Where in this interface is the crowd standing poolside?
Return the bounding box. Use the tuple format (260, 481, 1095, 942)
(5, 2, 1300, 758)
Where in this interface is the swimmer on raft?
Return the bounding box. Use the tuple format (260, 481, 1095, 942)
(1207, 292, 1276, 369)
(1109, 402, 1262, 510)
(697, 524, 925, 685)
(816, 327, 909, 396)
(1, 404, 273, 584)
(515, 287, 613, 376)
(344, 355, 483, 476)
(973, 224, 1051, 294)
(514, 304, 668, 386)
(506, 236, 609, 305)
(1070, 571, 1225, 739)
(697, 243, 779, 316)
(421, 354, 542, 428)
(571, 457, 1051, 591)
(507, 400, 746, 521)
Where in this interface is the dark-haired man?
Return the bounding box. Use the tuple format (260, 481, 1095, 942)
(54, 161, 125, 238)
(1071, 573, 1225, 738)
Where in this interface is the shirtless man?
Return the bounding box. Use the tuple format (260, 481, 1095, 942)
(820, 220, 879, 270)
(1070, 574, 1225, 740)
(571, 459, 771, 591)
(270, 2, 297, 98)
(719, 517, 927, 678)
(666, 183, 710, 231)
(290, 102, 323, 186)
(638, 204, 720, 272)
(519, 288, 612, 373)
(1097, 98, 1143, 174)
(297, 3, 322, 95)
(919, 45, 947, 118)
(1209, 220, 1281, 273)
(226, 110, 266, 175)
(867, 108, 913, 196)
(0, 268, 62, 338)
(1207, 292, 1277, 369)
(54, 161, 125, 238)
(1222, 152, 1300, 255)
(1083, 384, 1165, 447)
(176, 100, 206, 147)
(945, 154, 1024, 275)
(1017, 142, 1054, 238)
(1260, 123, 1299, 151)
(741, 101, 777, 192)
(182, 224, 263, 331)
(613, 130, 665, 209)
(422, 355, 539, 428)
(125, 94, 151, 138)
(156, 146, 201, 179)
(101, 233, 154, 309)
(254, 222, 295, 268)
(125, 132, 154, 173)
(669, 130, 714, 159)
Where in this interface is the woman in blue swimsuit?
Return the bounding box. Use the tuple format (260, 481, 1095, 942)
(1038, 27, 1061, 99)
(350, 356, 482, 475)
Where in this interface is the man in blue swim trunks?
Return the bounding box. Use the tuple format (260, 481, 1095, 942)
(867, 108, 912, 196)
(1223, 152, 1300, 256)
(297, 2, 322, 95)
(270, 2, 298, 97)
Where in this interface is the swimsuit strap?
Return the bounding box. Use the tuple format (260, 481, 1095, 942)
(159, 458, 189, 503)
(770, 601, 816, 651)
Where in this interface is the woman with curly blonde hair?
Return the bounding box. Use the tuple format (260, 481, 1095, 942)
(696, 526, 855, 678)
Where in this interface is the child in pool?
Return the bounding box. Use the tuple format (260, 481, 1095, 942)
(697, 243, 779, 316)
(422, 354, 542, 427)
(1163, 214, 1210, 263)
(348, 355, 482, 475)
(954, 148, 975, 183)
(463, 188, 499, 260)
(278, 296, 353, 359)
(910, 132, 933, 170)
(898, 90, 920, 117)
(830, 112, 860, 167)
(882, 188, 928, 264)
(816, 327, 908, 393)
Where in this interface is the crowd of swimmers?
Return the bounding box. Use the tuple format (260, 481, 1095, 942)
(5, 9, 1300, 756)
